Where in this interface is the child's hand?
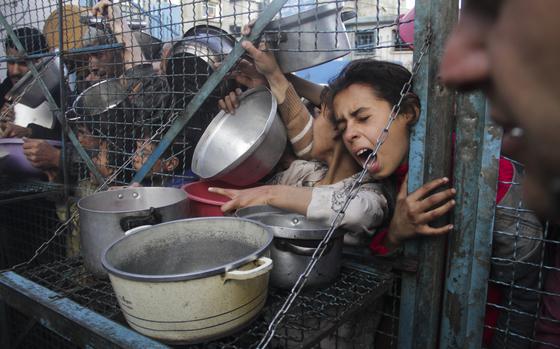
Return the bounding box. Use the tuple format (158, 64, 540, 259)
(218, 88, 243, 114)
(91, 0, 113, 20)
(385, 176, 456, 249)
(220, 59, 267, 89)
(208, 186, 271, 213)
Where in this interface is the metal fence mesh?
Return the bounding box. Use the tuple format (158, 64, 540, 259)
(0, 0, 416, 346)
(484, 157, 560, 349)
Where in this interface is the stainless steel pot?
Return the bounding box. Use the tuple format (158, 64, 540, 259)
(236, 205, 344, 289)
(78, 187, 188, 277)
(191, 86, 287, 186)
(166, 25, 237, 109)
(102, 217, 273, 344)
(265, 3, 351, 73)
(5, 57, 61, 108)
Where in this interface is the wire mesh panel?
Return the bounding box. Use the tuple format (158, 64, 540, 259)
(0, 0, 419, 346)
(483, 158, 560, 349)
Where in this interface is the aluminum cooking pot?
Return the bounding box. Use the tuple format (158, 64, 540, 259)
(72, 79, 128, 118)
(264, 3, 351, 73)
(5, 57, 61, 108)
(191, 86, 287, 186)
(78, 187, 188, 277)
(102, 217, 273, 344)
(166, 25, 236, 109)
(236, 205, 344, 289)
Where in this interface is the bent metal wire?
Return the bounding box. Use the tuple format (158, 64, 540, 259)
(256, 25, 433, 349)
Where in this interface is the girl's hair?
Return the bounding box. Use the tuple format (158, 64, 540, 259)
(327, 59, 420, 123)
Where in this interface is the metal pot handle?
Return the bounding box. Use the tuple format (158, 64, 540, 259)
(275, 239, 335, 256)
(124, 225, 152, 236)
(224, 257, 273, 281)
(119, 207, 162, 231)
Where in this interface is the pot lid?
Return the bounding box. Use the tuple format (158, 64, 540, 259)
(191, 86, 278, 179)
(235, 205, 345, 240)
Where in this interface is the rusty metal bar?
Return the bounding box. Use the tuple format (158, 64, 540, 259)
(398, 0, 459, 348)
(439, 93, 501, 348)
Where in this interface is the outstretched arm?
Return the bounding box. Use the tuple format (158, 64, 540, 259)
(208, 185, 312, 215)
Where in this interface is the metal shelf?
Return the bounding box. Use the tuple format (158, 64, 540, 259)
(0, 178, 64, 205)
(5, 257, 392, 348)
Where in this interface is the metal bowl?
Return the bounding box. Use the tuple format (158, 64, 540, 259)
(265, 3, 351, 73)
(72, 79, 128, 118)
(5, 57, 61, 108)
(191, 86, 287, 186)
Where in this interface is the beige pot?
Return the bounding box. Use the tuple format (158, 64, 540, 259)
(102, 217, 273, 344)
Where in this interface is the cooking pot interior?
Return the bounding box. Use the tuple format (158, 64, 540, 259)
(78, 187, 187, 213)
(193, 89, 272, 177)
(104, 218, 272, 279)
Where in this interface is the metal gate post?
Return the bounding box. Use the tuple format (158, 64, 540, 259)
(439, 94, 501, 348)
(398, 0, 459, 348)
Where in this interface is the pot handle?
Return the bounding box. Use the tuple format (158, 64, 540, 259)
(124, 225, 152, 236)
(119, 207, 162, 231)
(224, 257, 273, 281)
(275, 239, 335, 256)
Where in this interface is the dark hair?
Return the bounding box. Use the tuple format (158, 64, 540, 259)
(5, 27, 48, 55)
(328, 59, 420, 122)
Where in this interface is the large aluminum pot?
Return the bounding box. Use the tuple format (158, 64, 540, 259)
(265, 3, 351, 73)
(236, 205, 344, 289)
(102, 217, 273, 344)
(78, 187, 188, 277)
(191, 86, 287, 186)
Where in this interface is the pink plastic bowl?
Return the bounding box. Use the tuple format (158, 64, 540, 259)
(181, 180, 258, 217)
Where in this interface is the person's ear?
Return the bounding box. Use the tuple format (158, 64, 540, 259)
(404, 105, 420, 126)
(162, 156, 179, 172)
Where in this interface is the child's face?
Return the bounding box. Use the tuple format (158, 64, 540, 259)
(310, 105, 338, 160)
(332, 83, 412, 179)
(133, 140, 179, 175)
(133, 141, 163, 175)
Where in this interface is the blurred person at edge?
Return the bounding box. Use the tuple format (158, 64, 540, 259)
(1, 27, 62, 140)
(436, 1, 560, 347)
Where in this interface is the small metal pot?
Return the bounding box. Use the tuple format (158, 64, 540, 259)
(191, 86, 287, 186)
(236, 205, 344, 289)
(78, 187, 188, 277)
(265, 3, 351, 73)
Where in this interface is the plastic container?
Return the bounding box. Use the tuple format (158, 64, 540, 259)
(182, 180, 257, 217)
(0, 138, 62, 179)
